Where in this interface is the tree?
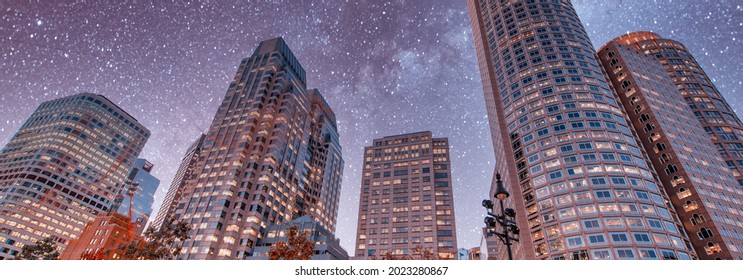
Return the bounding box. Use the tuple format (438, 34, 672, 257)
(123, 218, 191, 260)
(14, 237, 59, 260)
(268, 225, 314, 260)
(412, 245, 438, 260)
(380, 251, 412, 260)
(79, 249, 107, 260)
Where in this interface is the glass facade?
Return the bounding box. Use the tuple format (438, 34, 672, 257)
(151, 134, 206, 231)
(467, 0, 696, 259)
(250, 215, 349, 260)
(114, 158, 160, 235)
(0, 93, 149, 259)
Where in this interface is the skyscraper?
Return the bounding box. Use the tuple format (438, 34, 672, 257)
(0, 93, 149, 259)
(171, 37, 343, 260)
(355, 131, 458, 260)
(609, 32, 743, 187)
(467, 0, 695, 259)
(151, 134, 205, 231)
(599, 35, 743, 259)
(481, 218, 499, 259)
(114, 158, 160, 235)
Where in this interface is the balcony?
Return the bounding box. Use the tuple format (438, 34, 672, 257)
(683, 201, 699, 212)
(670, 176, 685, 187)
(677, 188, 692, 200)
(704, 243, 722, 255)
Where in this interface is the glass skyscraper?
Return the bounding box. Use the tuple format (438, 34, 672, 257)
(0, 93, 149, 259)
(169, 37, 344, 260)
(467, 0, 695, 259)
(114, 158, 160, 235)
(151, 134, 206, 231)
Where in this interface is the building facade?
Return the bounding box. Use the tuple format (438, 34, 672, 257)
(611, 32, 743, 187)
(468, 247, 482, 260)
(482, 225, 499, 259)
(151, 134, 206, 231)
(355, 131, 458, 260)
(0, 93, 149, 259)
(114, 158, 159, 235)
(60, 212, 144, 260)
(250, 215, 349, 260)
(171, 37, 343, 260)
(467, 0, 696, 259)
(599, 36, 743, 259)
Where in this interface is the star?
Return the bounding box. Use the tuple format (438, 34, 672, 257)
(0, 0, 740, 256)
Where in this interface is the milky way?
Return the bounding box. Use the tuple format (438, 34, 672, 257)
(1, 0, 741, 254)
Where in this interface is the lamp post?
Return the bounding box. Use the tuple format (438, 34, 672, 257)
(482, 173, 520, 260)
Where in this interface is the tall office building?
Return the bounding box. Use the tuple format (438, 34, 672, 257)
(609, 32, 743, 186)
(151, 134, 205, 231)
(482, 224, 499, 259)
(172, 37, 343, 260)
(114, 158, 160, 235)
(355, 131, 458, 260)
(599, 36, 743, 259)
(0, 93, 149, 259)
(467, 0, 695, 259)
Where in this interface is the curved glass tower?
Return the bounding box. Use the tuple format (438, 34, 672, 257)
(467, 0, 696, 259)
(0, 93, 149, 259)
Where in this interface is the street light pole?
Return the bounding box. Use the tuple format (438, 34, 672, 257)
(498, 197, 513, 260)
(482, 173, 520, 260)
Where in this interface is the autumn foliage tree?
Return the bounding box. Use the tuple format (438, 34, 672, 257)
(122, 218, 191, 260)
(412, 245, 438, 260)
(268, 225, 314, 260)
(380, 251, 412, 260)
(79, 249, 107, 260)
(14, 237, 59, 260)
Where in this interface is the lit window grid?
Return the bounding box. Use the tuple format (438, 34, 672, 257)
(355, 132, 457, 260)
(170, 39, 343, 260)
(468, 0, 694, 259)
(0, 93, 148, 259)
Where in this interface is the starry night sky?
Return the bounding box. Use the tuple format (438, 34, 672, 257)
(1, 0, 741, 255)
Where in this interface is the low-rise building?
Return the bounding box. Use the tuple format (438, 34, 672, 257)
(250, 215, 349, 260)
(60, 212, 144, 260)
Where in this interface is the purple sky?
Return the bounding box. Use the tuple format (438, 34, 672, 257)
(1, 0, 741, 254)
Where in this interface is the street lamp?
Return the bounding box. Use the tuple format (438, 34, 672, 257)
(482, 173, 520, 260)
